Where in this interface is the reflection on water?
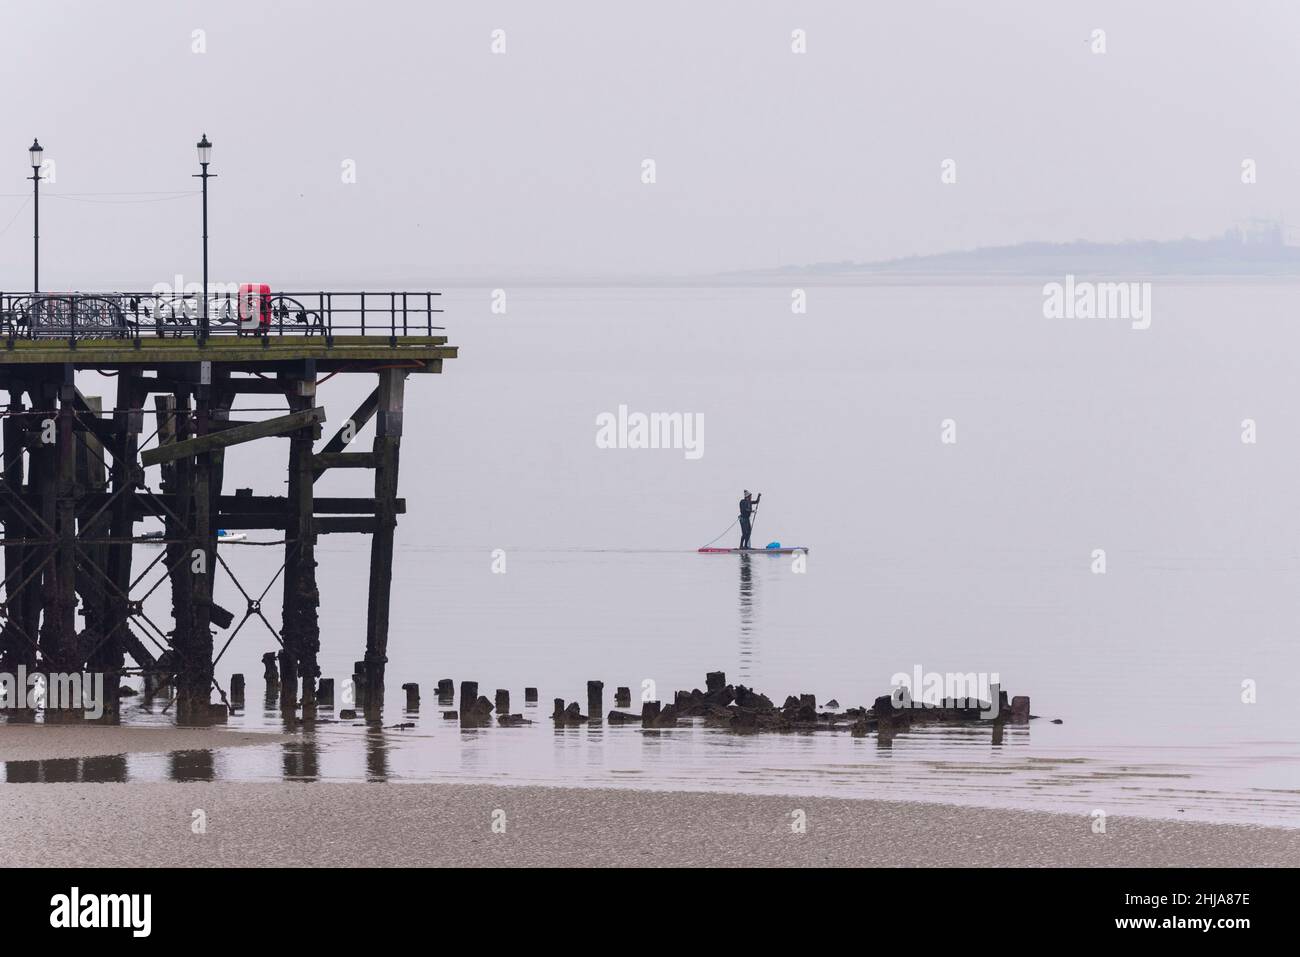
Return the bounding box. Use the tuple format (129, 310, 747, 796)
(737, 554, 756, 683)
(5, 754, 129, 783)
(170, 750, 215, 782)
(5, 698, 1298, 828)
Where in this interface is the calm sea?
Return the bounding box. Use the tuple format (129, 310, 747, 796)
(8, 284, 1300, 826)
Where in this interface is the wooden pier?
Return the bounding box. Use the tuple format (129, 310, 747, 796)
(0, 291, 456, 723)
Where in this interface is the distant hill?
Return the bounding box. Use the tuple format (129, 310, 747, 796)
(737, 223, 1300, 280)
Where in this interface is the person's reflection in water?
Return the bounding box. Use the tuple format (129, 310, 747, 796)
(737, 553, 757, 681)
(169, 749, 215, 782)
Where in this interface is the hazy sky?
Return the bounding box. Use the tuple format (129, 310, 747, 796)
(2, 0, 1297, 284)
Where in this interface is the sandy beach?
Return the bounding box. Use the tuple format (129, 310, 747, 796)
(1, 725, 1297, 866)
(1, 776, 1295, 867)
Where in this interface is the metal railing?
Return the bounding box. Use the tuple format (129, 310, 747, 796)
(0, 291, 444, 344)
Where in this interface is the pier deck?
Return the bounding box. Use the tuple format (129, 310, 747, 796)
(0, 335, 455, 370)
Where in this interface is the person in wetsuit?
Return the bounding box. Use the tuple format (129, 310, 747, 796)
(739, 490, 761, 549)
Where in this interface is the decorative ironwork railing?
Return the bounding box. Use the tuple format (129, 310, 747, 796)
(0, 291, 444, 343)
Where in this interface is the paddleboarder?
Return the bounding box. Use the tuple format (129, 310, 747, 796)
(739, 490, 761, 549)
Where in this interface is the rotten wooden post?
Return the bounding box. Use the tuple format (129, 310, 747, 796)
(460, 681, 477, 710)
(402, 682, 420, 710)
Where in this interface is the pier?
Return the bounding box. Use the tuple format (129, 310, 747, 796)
(0, 291, 456, 723)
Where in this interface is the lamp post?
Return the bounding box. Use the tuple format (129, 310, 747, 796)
(194, 134, 214, 338)
(28, 139, 42, 294)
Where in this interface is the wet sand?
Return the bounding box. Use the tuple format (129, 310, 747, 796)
(0, 724, 289, 762)
(3, 780, 1296, 867)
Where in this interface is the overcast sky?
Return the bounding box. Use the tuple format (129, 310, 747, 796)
(2, 0, 1297, 285)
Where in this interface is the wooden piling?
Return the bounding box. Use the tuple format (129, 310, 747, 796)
(282, 379, 321, 713)
(39, 379, 80, 707)
(230, 673, 245, 707)
(641, 701, 661, 728)
(524, 687, 538, 703)
(402, 682, 420, 710)
(187, 377, 218, 724)
(460, 681, 478, 709)
(0, 385, 35, 681)
(587, 680, 603, 722)
(494, 688, 509, 715)
(362, 368, 405, 711)
(99, 370, 146, 717)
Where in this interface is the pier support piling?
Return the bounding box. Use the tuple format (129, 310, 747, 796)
(362, 368, 404, 714)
